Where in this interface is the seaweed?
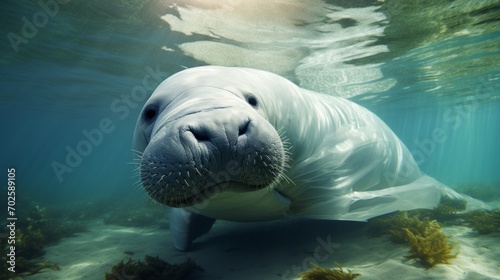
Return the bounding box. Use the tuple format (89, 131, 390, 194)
(16, 203, 87, 259)
(454, 182, 500, 201)
(368, 211, 427, 243)
(1, 201, 86, 279)
(413, 196, 467, 224)
(105, 255, 203, 280)
(368, 196, 469, 240)
(300, 263, 360, 280)
(464, 208, 500, 234)
(403, 219, 458, 268)
(368, 208, 459, 268)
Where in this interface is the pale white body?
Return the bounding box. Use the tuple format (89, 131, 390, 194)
(172, 67, 458, 222)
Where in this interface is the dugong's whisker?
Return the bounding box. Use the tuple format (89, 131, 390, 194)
(278, 173, 294, 186)
(132, 181, 143, 191)
(157, 175, 165, 184)
(276, 128, 293, 170)
(126, 161, 141, 166)
(195, 167, 203, 177)
(131, 165, 141, 172)
(130, 149, 144, 157)
(200, 166, 215, 177)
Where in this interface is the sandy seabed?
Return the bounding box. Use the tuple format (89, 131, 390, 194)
(22, 212, 500, 280)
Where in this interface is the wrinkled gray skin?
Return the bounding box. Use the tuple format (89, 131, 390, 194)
(134, 66, 476, 251)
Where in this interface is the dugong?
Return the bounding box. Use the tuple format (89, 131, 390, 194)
(133, 66, 467, 251)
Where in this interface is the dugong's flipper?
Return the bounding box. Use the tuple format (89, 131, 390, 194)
(169, 208, 216, 251)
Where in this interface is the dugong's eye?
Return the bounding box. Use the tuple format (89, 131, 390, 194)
(143, 105, 158, 122)
(245, 94, 258, 108)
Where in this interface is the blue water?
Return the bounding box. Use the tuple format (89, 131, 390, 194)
(0, 2, 497, 198)
(369, 32, 500, 185)
(0, 1, 499, 277)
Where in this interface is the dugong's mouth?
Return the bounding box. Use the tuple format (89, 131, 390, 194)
(142, 176, 268, 208)
(140, 154, 283, 207)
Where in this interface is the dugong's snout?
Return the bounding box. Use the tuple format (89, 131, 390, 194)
(138, 107, 286, 208)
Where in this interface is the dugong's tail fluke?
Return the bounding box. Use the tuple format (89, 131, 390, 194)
(293, 175, 487, 222)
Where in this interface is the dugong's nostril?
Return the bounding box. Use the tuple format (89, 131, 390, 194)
(190, 129, 210, 142)
(238, 119, 250, 136)
(187, 118, 251, 144)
